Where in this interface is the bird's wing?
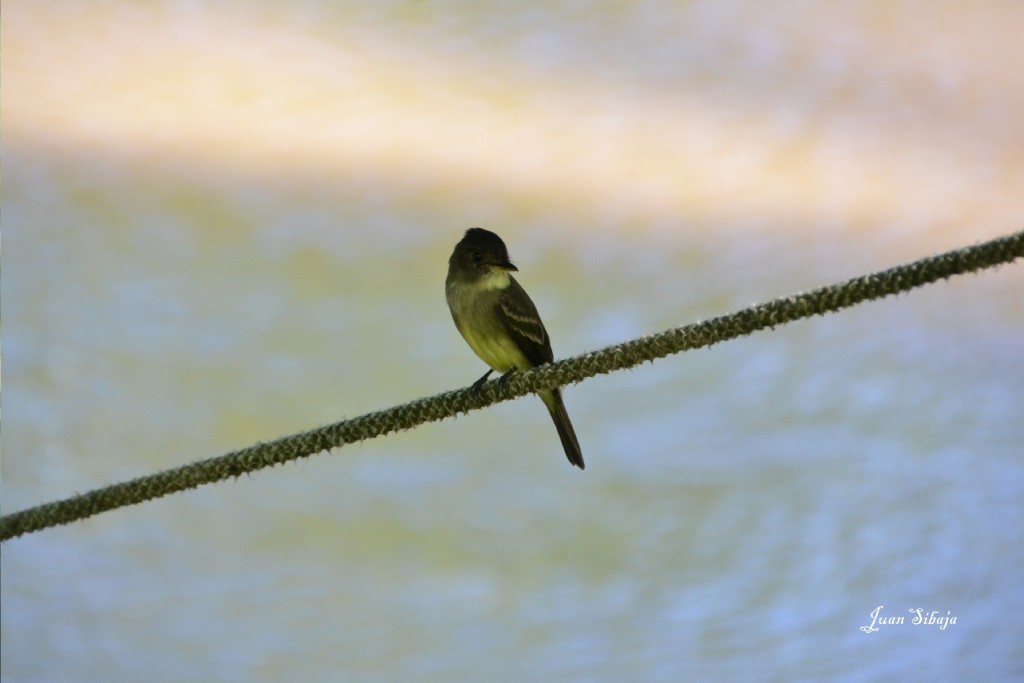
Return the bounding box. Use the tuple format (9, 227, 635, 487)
(496, 278, 554, 367)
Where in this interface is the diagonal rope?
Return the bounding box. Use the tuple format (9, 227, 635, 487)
(3, 229, 1022, 541)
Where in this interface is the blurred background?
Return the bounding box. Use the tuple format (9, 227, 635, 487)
(3, 1, 1023, 680)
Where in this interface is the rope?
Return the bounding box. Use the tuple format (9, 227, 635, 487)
(3, 229, 1022, 541)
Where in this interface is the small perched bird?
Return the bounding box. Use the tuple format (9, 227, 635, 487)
(446, 228, 584, 470)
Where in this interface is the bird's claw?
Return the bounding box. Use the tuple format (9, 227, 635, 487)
(471, 370, 494, 393)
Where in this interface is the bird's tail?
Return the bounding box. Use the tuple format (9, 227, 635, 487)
(540, 388, 585, 470)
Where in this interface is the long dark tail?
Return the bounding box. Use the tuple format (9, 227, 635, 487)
(539, 388, 585, 470)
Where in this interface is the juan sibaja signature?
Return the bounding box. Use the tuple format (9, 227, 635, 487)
(860, 605, 957, 633)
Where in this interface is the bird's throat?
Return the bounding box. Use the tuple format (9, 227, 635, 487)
(478, 268, 512, 291)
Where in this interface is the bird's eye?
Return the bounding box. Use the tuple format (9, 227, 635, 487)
(472, 251, 484, 263)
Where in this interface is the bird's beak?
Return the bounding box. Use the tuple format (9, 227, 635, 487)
(492, 259, 518, 272)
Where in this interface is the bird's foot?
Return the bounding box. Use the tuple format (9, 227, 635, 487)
(471, 369, 494, 393)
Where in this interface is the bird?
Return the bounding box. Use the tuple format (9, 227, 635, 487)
(445, 227, 584, 469)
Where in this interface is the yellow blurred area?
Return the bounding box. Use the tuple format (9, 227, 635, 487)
(5, 1, 1023, 232)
